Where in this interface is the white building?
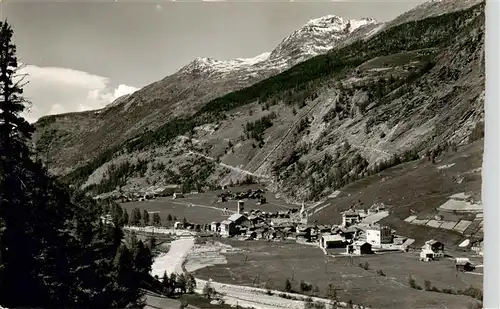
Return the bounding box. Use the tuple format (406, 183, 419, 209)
(173, 192, 184, 199)
(341, 210, 361, 227)
(219, 220, 235, 237)
(419, 239, 445, 261)
(365, 225, 392, 247)
(320, 234, 346, 249)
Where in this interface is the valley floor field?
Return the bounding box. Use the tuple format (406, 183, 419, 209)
(121, 184, 299, 224)
(192, 239, 482, 309)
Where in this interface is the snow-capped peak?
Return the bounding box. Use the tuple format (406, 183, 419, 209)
(179, 14, 377, 77)
(234, 52, 271, 65)
(269, 15, 378, 60)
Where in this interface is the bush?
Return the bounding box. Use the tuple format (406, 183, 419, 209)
(300, 281, 313, 293)
(424, 280, 432, 291)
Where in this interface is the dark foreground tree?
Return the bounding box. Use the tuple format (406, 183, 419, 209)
(0, 21, 148, 308)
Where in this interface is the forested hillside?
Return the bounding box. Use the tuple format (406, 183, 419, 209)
(36, 2, 485, 203)
(0, 21, 154, 308)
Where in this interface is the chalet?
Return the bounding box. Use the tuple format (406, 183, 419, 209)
(331, 226, 359, 240)
(271, 218, 293, 227)
(471, 241, 483, 256)
(295, 227, 311, 241)
(422, 239, 445, 255)
(320, 234, 346, 249)
(174, 221, 183, 229)
(254, 227, 268, 239)
(342, 210, 361, 227)
(172, 192, 184, 199)
(317, 225, 332, 233)
(366, 225, 393, 247)
(246, 231, 258, 240)
(346, 241, 373, 255)
(393, 237, 406, 245)
(248, 215, 264, 225)
(455, 258, 475, 272)
(220, 220, 236, 237)
(210, 222, 220, 233)
(227, 213, 248, 226)
(420, 239, 445, 261)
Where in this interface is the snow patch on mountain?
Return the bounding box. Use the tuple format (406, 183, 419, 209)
(180, 15, 378, 78)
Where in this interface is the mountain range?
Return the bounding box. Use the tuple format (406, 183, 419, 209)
(33, 0, 484, 206)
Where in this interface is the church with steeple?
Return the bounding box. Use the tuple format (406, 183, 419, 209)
(299, 202, 309, 224)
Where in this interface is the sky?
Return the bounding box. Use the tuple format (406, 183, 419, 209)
(0, 0, 426, 123)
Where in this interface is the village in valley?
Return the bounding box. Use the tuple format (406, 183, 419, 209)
(105, 175, 484, 309)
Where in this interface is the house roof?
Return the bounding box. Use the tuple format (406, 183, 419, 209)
(421, 248, 435, 254)
(425, 239, 443, 246)
(366, 224, 390, 231)
(343, 210, 359, 216)
(353, 240, 371, 246)
(221, 220, 233, 225)
(322, 235, 345, 242)
(455, 258, 471, 265)
(228, 214, 245, 222)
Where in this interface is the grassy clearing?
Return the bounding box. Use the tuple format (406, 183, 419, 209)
(121, 184, 298, 224)
(193, 239, 482, 309)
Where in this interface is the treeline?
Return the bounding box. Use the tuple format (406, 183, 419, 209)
(178, 158, 217, 193)
(126, 207, 186, 227)
(85, 159, 149, 194)
(61, 3, 485, 187)
(86, 156, 218, 196)
(409, 276, 482, 305)
(243, 112, 277, 146)
(0, 21, 151, 308)
(158, 271, 196, 297)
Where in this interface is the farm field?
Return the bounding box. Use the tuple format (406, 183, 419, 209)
(192, 239, 482, 309)
(121, 184, 299, 224)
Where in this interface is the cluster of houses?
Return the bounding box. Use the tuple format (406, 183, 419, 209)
(216, 188, 267, 204)
(318, 208, 412, 256)
(418, 239, 477, 272)
(205, 201, 417, 257)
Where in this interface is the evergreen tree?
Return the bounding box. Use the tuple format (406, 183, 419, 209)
(0, 21, 147, 308)
(177, 273, 187, 294)
(112, 203, 124, 226)
(130, 208, 142, 226)
(148, 236, 156, 251)
(186, 273, 196, 293)
(113, 244, 144, 306)
(132, 240, 153, 277)
(170, 273, 178, 294)
(143, 209, 150, 226)
(152, 212, 162, 226)
(161, 271, 171, 294)
(0, 20, 70, 306)
(167, 213, 173, 221)
(122, 209, 129, 226)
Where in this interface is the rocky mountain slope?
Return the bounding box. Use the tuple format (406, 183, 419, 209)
(35, 0, 485, 204)
(33, 15, 378, 176)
